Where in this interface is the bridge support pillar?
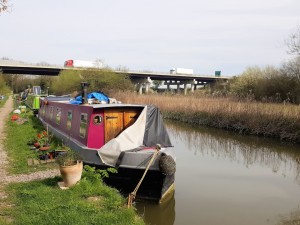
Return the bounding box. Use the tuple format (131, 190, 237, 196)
(191, 84, 195, 93)
(166, 84, 170, 91)
(145, 77, 151, 94)
(138, 84, 143, 95)
(177, 84, 180, 93)
(165, 80, 173, 92)
(180, 79, 196, 95)
(135, 77, 152, 94)
(184, 83, 188, 95)
(191, 79, 197, 93)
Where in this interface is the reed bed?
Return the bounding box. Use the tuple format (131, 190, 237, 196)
(113, 91, 300, 143)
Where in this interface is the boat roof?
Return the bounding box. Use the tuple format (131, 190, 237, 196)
(44, 96, 145, 109)
(89, 103, 145, 109)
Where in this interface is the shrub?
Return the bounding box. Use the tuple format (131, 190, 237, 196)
(51, 69, 134, 95)
(229, 65, 300, 103)
(51, 70, 81, 95)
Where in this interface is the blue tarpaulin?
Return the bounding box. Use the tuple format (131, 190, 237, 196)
(70, 92, 109, 104)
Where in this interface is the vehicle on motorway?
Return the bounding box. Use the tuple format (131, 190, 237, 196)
(170, 68, 194, 75)
(64, 60, 103, 69)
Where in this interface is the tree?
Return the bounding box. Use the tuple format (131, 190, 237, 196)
(0, 73, 10, 94)
(94, 59, 104, 69)
(0, 0, 9, 14)
(229, 67, 263, 99)
(281, 56, 300, 82)
(51, 70, 81, 95)
(286, 25, 300, 56)
(51, 69, 134, 96)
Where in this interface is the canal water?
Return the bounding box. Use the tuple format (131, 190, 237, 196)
(136, 121, 300, 225)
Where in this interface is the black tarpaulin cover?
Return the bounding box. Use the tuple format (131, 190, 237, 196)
(98, 105, 172, 166)
(143, 105, 172, 147)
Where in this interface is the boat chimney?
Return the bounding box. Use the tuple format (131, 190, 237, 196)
(80, 82, 89, 104)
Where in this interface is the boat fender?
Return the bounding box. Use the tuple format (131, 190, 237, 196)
(159, 153, 176, 175)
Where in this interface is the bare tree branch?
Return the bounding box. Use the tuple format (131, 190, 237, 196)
(0, 0, 10, 14)
(285, 25, 300, 56)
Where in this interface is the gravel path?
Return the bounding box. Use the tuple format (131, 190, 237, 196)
(0, 96, 60, 191)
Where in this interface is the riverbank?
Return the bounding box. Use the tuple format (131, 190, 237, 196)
(0, 96, 144, 225)
(113, 92, 300, 143)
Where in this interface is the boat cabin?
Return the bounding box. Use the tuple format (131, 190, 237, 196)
(39, 98, 144, 149)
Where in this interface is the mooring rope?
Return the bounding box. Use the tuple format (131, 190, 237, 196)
(127, 144, 161, 208)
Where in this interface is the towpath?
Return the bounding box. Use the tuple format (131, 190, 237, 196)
(0, 96, 60, 199)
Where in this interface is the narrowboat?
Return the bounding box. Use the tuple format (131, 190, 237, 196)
(38, 83, 175, 202)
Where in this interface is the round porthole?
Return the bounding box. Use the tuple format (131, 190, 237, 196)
(93, 115, 103, 125)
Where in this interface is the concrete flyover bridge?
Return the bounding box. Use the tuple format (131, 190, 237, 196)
(0, 63, 230, 95)
(116, 70, 230, 95)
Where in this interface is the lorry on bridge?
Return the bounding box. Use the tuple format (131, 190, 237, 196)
(64, 60, 103, 69)
(170, 68, 193, 75)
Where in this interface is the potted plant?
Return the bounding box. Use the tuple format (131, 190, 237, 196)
(37, 130, 52, 150)
(56, 149, 83, 188)
(27, 136, 38, 146)
(54, 141, 69, 158)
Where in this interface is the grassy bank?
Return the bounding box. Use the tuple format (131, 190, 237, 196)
(1, 174, 143, 225)
(113, 92, 300, 143)
(1, 107, 144, 225)
(4, 110, 56, 174)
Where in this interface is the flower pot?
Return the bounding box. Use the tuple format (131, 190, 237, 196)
(39, 146, 50, 151)
(49, 151, 55, 159)
(34, 142, 40, 148)
(59, 161, 83, 187)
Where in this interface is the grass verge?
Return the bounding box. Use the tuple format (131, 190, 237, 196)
(1, 174, 144, 225)
(4, 110, 57, 174)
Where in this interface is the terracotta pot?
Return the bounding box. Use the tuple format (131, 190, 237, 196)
(59, 161, 83, 187)
(39, 146, 50, 151)
(34, 142, 40, 148)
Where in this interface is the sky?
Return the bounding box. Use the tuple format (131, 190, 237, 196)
(1, 0, 300, 76)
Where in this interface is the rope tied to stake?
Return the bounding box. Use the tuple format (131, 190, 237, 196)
(127, 144, 161, 208)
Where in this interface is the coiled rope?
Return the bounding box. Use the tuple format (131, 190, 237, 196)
(127, 144, 161, 208)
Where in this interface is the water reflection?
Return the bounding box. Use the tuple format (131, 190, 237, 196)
(168, 121, 300, 185)
(277, 208, 300, 225)
(136, 121, 300, 225)
(136, 193, 175, 225)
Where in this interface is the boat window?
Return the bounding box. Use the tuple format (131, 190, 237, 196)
(42, 105, 46, 116)
(79, 113, 88, 138)
(50, 106, 54, 120)
(67, 110, 72, 130)
(93, 115, 102, 125)
(56, 108, 61, 125)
